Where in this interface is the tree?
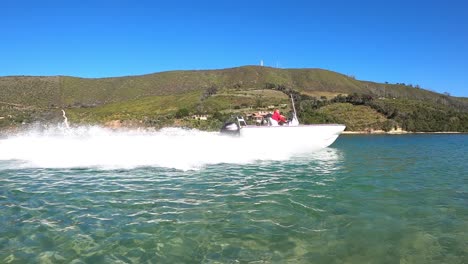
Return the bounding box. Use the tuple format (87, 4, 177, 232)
(206, 85, 218, 96)
(382, 120, 396, 132)
(175, 108, 189, 118)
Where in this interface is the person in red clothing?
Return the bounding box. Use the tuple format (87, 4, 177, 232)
(271, 109, 287, 124)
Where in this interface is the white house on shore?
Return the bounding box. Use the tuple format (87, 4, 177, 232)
(191, 114, 209, 120)
(248, 111, 270, 124)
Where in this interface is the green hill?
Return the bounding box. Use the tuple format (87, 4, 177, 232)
(1, 66, 467, 132)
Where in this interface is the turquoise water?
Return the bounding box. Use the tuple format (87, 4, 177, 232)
(1, 132, 467, 263)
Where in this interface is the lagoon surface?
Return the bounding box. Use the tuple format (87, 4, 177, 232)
(0, 129, 467, 263)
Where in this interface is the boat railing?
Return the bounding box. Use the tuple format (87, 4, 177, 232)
(236, 116, 247, 127)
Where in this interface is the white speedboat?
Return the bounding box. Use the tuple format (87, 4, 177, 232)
(220, 96, 345, 150)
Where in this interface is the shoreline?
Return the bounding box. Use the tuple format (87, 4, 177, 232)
(0, 124, 466, 136)
(341, 131, 464, 135)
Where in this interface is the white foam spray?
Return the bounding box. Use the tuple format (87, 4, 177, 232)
(0, 126, 329, 170)
(61, 109, 70, 129)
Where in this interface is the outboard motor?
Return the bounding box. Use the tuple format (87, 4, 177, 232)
(220, 122, 240, 136)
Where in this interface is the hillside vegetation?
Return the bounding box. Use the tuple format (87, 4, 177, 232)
(1, 66, 467, 132)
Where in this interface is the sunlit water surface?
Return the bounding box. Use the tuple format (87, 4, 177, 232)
(0, 127, 467, 263)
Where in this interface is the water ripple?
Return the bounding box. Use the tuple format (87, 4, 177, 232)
(1, 135, 467, 263)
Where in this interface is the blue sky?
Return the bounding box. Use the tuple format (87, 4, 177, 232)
(2, 0, 467, 97)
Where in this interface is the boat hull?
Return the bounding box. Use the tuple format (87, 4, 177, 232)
(239, 124, 345, 151)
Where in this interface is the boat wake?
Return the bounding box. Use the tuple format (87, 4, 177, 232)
(0, 126, 335, 170)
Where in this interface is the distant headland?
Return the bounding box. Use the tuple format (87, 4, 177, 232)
(1, 66, 467, 133)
